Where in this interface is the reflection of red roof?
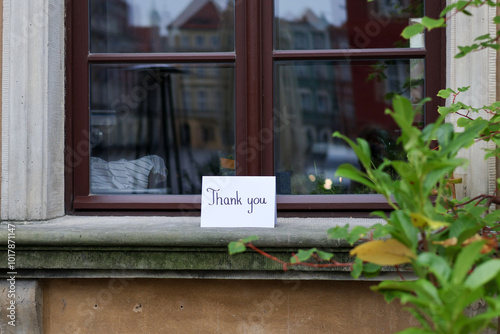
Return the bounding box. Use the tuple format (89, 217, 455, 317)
(168, 0, 221, 30)
(131, 27, 160, 52)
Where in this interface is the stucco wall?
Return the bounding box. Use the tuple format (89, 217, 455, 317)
(42, 279, 419, 334)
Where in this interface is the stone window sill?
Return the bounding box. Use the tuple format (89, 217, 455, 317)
(0, 216, 409, 280)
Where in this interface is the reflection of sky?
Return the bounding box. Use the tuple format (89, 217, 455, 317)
(276, 0, 347, 27)
(125, 0, 229, 35)
(125, 0, 347, 35)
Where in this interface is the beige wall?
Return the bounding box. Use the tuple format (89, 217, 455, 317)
(42, 278, 418, 334)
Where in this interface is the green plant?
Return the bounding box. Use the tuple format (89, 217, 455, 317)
(229, 2, 500, 333)
(332, 93, 500, 334)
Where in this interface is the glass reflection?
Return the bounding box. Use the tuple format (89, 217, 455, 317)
(90, 64, 235, 194)
(274, 59, 424, 195)
(274, 0, 424, 50)
(90, 0, 235, 53)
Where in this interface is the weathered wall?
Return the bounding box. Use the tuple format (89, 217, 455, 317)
(42, 279, 419, 334)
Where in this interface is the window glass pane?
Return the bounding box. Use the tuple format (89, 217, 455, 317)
(90, 0, 235, 53)
(274, 0, 424, 50)
(89, 64, 235, 194)
(274, 59, 424, 194)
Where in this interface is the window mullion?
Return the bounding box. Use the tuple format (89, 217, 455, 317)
(244, 0, 264, 176)
(262, 0, 275, 176)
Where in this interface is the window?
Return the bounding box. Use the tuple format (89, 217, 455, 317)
(316, 91, 330, 114)
(197, 89, 208, 112)
(195, 35, 206, 48)
(67, 0, 443, 213)
(299, 90, 312, 112)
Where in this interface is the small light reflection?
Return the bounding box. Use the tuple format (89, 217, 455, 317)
(324, 179, 333, 190)
(309, 174, 316, 182)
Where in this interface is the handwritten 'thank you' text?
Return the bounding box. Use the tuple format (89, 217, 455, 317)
(206, 188, 267, 214)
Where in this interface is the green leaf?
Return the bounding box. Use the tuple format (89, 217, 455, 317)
(332, 132, 372, 169)
(389, 210, 419, 251)
(440, 120, 489, 157)
(447, 287, 485, 321)
(228, 241, 246, 255)
(465, 259, 500, 290)
(451, 241, 484, 285)
(437, 88, 455, 99)
(316, 250, 334, 261)
(351, 257, 363, 279)
(401, 23, 424, 39)
(347, 225, 370, 245)
(493, 15, 500, 25)
(415, 252, 452, 284)
(457, 86, 470, 92)
(455, 0, 469, 11)
(440, 4, 457, 17)
(421, 17, 445, 30)
(362, 263, 382, 278)
(371, 211, 388, 220)
(241, 236, 259, 243)
(328, 224, 350, 240)
(334, 164, 375, 190)
(357, 138, 372, 165)
(474, 33, 491, 41)
(422, 160, 465, 196)
(405, 308, 433, 331)
(291, 248, 317, 263)
(374, 280, 440, 305)
(438, 106, 454, 115)
(457, 117, 471, 127)
(370, 223, 392, 239)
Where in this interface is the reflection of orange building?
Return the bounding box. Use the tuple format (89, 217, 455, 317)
(168, 0, 234, 151)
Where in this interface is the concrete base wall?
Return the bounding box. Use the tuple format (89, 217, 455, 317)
(42, 279, 419, 334)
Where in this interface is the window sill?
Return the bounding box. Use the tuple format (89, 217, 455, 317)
(0, 216, 409, 280)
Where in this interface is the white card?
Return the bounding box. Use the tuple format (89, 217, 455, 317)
(200, 176, 276, 228)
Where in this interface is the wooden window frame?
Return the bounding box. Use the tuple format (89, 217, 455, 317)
(65, 0, 445, 215)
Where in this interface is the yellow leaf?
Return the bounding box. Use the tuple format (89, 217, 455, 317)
(433, 237, 458, 247)
(462, 234, 496, 254)
(410, 212, 450, 230)
(350, 239, 416, 266)
(462, 234, 482, 246)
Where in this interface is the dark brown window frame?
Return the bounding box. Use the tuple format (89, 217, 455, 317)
(65, 0, 445, 215)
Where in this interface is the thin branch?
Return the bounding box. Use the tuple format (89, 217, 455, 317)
(245, 243, 353, 272)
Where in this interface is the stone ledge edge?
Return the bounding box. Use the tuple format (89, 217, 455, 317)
(0, 216, 384, 248)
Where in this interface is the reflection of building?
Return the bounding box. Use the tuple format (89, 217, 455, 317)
(276, 1, 421, 140)
(275, 2, 422, 194)
(90, 0, 167, 52)
(90, 0, 235, 194)
(167, 0, 232, 52)
(164, 0, 234, 150)
(276, 10, 340, 149)
(167, 0, 234, 155)
(90, 0, 134, 52)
